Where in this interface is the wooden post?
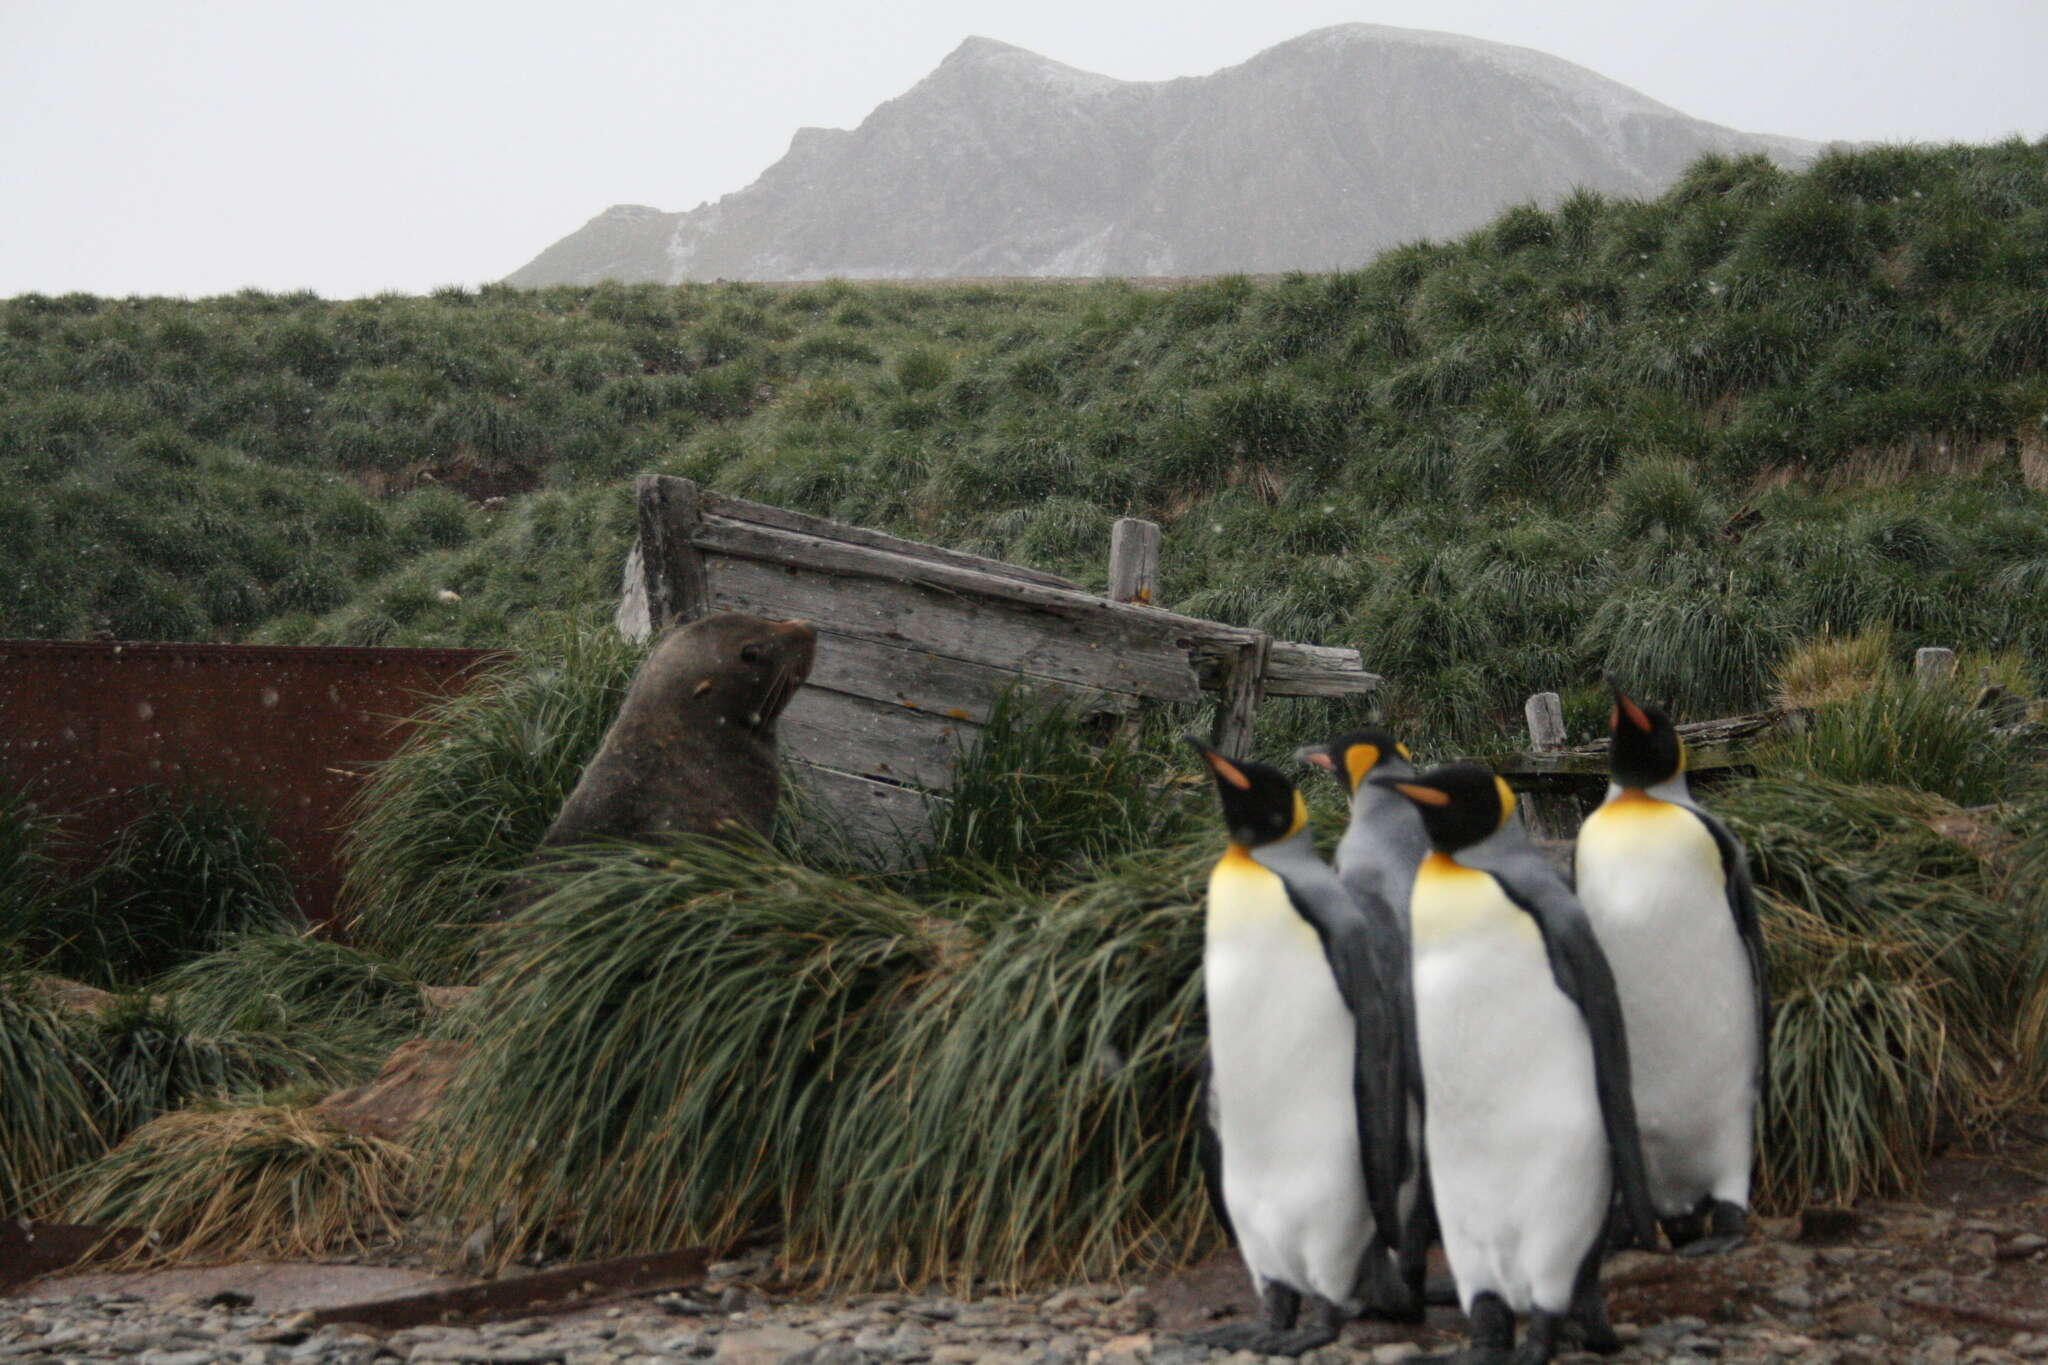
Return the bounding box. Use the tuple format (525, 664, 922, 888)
(1107, 517, 1162, 605)
(1210, 636, 1272, 760)
(1521, 691, 1580, 844)
(637, 474, 710, 635)
(1915, 646, 1956, 685)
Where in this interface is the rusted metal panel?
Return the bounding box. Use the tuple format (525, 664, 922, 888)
(0, 640, 507, 925)
(0, 1223, 143, 1291)
(305, 1247, 713, 1330)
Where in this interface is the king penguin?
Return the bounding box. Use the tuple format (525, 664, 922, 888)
(1574, 681, 1768, 1256)
(1375, 762, 1656, 1365)
(1300, 727, 1436, 1308)
(1188, 738, 1415, 1354)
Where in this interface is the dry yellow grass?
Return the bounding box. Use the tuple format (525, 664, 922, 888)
(59, 1104, 415, 1265)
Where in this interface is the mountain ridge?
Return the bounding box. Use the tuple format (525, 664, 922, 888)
(511, 25, 1829, 285)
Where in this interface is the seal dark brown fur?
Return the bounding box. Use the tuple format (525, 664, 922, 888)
(540, 612, 816, 847)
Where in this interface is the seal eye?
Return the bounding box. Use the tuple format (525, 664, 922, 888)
(740, 644, 764, 664)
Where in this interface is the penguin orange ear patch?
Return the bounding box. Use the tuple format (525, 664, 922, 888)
(1393, 782, 1451, 808)
(1203, 751, 1253, 789)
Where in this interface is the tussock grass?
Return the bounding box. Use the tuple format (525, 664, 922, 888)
(157, 932, 427, 1082)
(20, 785, 300, 987)
(86, 998, 331, 1139)
(0, 977, 105, 1216)
(1721, 779, 2039, 1205)
(58, 1104, 414, 1264)
(800, 841, 1214, 1288)
(339, 625, 645, 980)
(1756, 671, 2041, 806)
(424, 840, 938, 1270)
(426, 826, 1220, 1286)
(1774, 626, 1895, 710)
(925, 692, 1200, 891)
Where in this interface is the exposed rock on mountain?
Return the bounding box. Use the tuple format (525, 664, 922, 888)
(506, 25, 1827, 285)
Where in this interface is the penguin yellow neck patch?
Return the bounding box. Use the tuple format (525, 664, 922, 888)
(1410, 852, 1529, 945)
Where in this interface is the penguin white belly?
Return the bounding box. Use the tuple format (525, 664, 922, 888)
(1578, 797, 1758, 1212)
(1205, 858, 1371, 1305)
(1412, 872, 1608, 1316)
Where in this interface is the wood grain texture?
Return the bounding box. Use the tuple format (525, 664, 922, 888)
(696, 482, 1078, 590)
(779, 684, 975, 790)
(705, 554, 1206, 702)
(804, 628, 1135, 724)
(788, 760, 936, 856)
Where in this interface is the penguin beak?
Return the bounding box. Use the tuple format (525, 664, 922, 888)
(1606, 675, 1653, 734)
(1185, 734, 1252, 789)
(1295, 745, 1337, 772)
(1369, 774, 1451, 808)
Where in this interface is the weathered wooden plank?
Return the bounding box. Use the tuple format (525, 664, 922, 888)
(615, 541, 652, 642)
(1519, 692, 1577, 841)
(694, 482, 1078, 591)
(788, 761, 936, 858)
(1261, 641, 1382, 698)
(1211, 636, 1271, 760)
(779, 683, 976, 790)
(637, 474, 709, 634)
(1108, 517, 1162, 605)
(705, 554, 1205, 703)
(804, 628, 1136, 725)
(693, 512, 1263, 662)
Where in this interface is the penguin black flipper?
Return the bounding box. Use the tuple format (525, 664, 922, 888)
(1686, 804, 1773, 1117)
(1491, 875, 1659, 1251)
(1283, 881, 1411, 1241)
(1195, 1058, 1235, 1241)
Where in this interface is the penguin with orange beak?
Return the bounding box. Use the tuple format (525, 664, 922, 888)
(1186, 738, 1419, 1353)
(1574, 681, 1768, 1256)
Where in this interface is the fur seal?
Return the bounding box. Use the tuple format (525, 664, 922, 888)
(540, 612, 816, 847)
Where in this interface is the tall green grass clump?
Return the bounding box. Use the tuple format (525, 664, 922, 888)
(339, 625, 645, 980)
(0, 977, 106, 1215)
(19, 785, 300, 987)
(0, 779, 67, 958)
(925, 693, 1200, 890)
(1723, 778, 2038, 1206)
(423, 840, 937, 1268)
(157, 933, 429, 1082)
(1756, 655, 2041, 806)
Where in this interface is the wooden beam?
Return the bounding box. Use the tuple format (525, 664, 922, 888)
(803, 628, 1135, 726)
(778, 685, 977, 790)
(1261, 641, 1382, 698)
(706, 552, 1207, 703)
(635, 473, 709, 634)
(1519, 691, 1578, 842)
(690, 510, 1263, 664)
(1916, 646, 1956, 684)
(1210, 635, 1271, 760)
(697, 482, 1078, 590)
(787, 761, 935, 861)
(1107, 517, 1162, 605)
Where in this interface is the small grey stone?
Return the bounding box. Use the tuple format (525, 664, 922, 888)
(1771, 1283, 1816, 1312)
(141, 1352, 219, 1365)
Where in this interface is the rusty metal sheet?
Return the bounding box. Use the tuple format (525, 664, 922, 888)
(0, 1223, 144, 1292)
(304, 1247, 714, 1329)
(0, 640, 509, 925)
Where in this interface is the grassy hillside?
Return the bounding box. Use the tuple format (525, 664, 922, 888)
(5, 140, 2048, 751)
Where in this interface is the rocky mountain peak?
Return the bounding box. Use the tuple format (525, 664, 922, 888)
(506, 25, 1829, 287)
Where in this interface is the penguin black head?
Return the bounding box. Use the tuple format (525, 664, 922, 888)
(1607, 678, 1684, 790)
(1370, 761, 1515, 854)
(1299, 726, 1413, 795)
(1187, 736, 1306, 849)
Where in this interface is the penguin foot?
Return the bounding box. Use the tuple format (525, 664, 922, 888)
(1676, 1200, 1748, 1257)
(1677, 1231, 1746, 1258)
(1184, 1327, 1334, 1356)
(1354, 1256, 1426, 1324)
(1423, 1274, 1461, 1307)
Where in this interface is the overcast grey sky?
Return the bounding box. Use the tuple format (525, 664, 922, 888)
(2, 0, 2043, 300)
